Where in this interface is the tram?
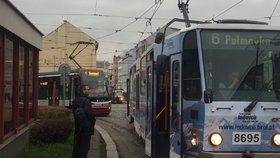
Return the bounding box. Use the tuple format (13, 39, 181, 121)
(128, 20, 280, 158)
(38, 68, 111, 115)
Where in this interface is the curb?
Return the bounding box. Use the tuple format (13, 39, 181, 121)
(95, 125, 119, 158)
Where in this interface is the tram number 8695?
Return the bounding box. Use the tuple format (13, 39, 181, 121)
(232, 132, 261, 145)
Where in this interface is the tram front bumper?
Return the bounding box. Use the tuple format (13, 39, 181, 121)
(198, 152, 280, 158)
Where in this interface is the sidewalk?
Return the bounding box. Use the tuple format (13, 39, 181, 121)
(88, 129, 101, 158)
(88, 124, 119, 158)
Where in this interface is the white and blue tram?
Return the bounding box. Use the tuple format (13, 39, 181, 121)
(128, 20, 280, 158)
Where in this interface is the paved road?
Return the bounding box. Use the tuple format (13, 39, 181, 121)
(96, 104, 147, 158)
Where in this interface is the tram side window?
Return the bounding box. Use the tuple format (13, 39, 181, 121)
(130, 66, 137, 104)
(183, 31, 202, 100)
(140, 56, 147, 96)
(172, 61, 180, 131)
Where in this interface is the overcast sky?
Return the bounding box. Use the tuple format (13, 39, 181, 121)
(10, 0, 280, 62)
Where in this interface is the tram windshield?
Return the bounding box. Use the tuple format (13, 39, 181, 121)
(80, 70, 109, 98)
(201, 30, 280, 101)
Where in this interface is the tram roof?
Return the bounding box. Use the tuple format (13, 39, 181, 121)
(39, 68, 106, 78)
(38, 70, 79, 78)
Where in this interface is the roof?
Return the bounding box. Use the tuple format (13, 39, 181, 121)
(43, 20, 98, 44)
(5, 0, 44, 36)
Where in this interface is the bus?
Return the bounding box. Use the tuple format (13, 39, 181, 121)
(38, 68, 111, 115)
(128, 20, 280, 158)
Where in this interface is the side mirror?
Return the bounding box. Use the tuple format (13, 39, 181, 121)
(204, 89, 213, 104)
(155, 32, 164, 44)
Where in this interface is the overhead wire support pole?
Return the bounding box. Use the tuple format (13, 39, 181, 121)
(178, 0, 191, 27)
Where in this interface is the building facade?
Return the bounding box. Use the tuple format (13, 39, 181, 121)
(0, 0, 42, 157)
(136, 27, 179, 58)
(112, 55, 121, 90)
(118, 48, 137, 92)
(39, 20, 98, 72)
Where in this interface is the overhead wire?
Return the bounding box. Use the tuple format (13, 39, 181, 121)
(24, 12, 171, 20)
(265, 0, 280, 24)
(94, 0, 98, 15)
(138, 26, 149, 43)
(23, 1, 170, 49)
(209, 0, 245, 21)
(96, 0, 162, 40)
(137, 0, 164, 42)
(99, 40, 137, 45)
(96, 50, 124, 55)
(34, 23, 154, 35)
(271, 0, 280, 18)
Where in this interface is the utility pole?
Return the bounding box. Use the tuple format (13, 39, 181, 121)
(53, 56, 56, 71)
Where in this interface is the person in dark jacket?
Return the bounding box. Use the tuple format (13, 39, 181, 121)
(72, 85, 96, 158)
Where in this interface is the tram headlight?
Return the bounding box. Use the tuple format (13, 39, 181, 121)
(119, 96, 124, 101)
(209, 132, 223, 146)
(191, 137, 198, 146)
(272, 133, 280, 146)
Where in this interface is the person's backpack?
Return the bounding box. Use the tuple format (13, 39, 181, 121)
(74, 107, 91, 131)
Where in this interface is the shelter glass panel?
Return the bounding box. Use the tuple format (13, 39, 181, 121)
(18, 45, 25, 126)
(4, 37, 13, 135)
(29, 50, 34, 119)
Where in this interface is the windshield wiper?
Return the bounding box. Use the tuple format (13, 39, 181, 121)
(244, 98, 258, 112)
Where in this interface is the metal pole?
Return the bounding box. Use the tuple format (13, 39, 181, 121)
(63, 69, 66, 106)
(180, 2, 191, 27)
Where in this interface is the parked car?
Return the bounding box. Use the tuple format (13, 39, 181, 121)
(112, 89, 126, 104)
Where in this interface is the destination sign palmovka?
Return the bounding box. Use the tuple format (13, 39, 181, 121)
(202, 31, 280, 49)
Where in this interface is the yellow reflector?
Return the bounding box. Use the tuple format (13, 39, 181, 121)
(40, 82, 48, 86)
(88, 71, 99, 77)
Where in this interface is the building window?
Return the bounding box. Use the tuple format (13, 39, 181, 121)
(4, 37, 14, 135)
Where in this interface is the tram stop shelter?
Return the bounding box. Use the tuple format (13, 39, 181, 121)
(0, 0, 43, 157)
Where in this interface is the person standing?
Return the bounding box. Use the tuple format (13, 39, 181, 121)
(72, 85, 95, 158)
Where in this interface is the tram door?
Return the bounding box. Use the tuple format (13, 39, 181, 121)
(170, 54, 182, 158)
(152, 55, 170, 158)
(145, 61, 153, 157)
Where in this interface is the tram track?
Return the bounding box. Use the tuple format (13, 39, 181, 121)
(96, 119, 144, 147)
(97, 116, 134, 133)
